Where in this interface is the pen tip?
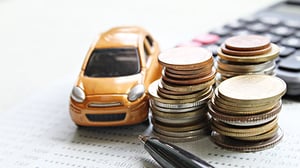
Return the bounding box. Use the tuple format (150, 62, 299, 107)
(138, 135, 148, 144)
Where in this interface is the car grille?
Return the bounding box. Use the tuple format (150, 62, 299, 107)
(86, 113, 126, 122)
(88, 102, 122, 108)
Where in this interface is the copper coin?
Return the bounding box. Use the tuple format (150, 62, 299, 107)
(158, 47, 213, 70)
(157, 81, 197, 95)
(164, 67, 213, 79)
(165, 65, 213, 76)
(217, 43, 279, 63)
(221, 43, 272, 56)
(224, 35, 270, 51)
(161, 78, 215, 92)
(162, 68, 216, 85)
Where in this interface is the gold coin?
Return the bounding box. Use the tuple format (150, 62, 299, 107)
(161, 78, 215, 92)
(213, 87, 281, 108)
(234, 124, 279, 141)
(211, 117, 278, 137)
(210, 127, 283, 152)
(158, 47, 213, 70)
(211, 96, 278, 114)
(217, 75, 286, 103)
(217, 43, 279, 63)
(208, 101, 281, 126)
(224, 35, 270, 51)
(162, 68, 216, 85)
(157, 81, 197, 95)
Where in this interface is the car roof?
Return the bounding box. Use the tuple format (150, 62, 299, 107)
(95, 26, 148, 49)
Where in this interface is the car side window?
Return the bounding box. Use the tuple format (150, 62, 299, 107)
(143, 35, 154, 61)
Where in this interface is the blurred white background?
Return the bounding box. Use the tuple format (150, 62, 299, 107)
(0, 0, 279, 111)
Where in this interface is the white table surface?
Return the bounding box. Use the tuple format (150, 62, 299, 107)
(0, 0, 280, 111)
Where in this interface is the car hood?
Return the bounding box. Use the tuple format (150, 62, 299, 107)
(78, 73, 144, 95)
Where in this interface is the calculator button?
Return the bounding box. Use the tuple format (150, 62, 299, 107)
(261, 33, 282, 43)
(281, 37, 300, 49)
(225, 21, 245, 30)
(210, 27, 232, 37)
(278, 50, 300, 72)
(270, 26, 295, 37)
(279, 46, 296, 58)
(239, 16, 257, 23)
(247, 23, 269, 33)
(192, 34, 220, 45)
(283, 20, 300, 29)
(232, 30, 253, 36)
(259, 16, 281, 26)
(295, 31, 300, 38)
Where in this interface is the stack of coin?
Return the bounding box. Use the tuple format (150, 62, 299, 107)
(208, 75, 286, 152)
(148, 47, 216, 142)
(216, 35, 279, 83)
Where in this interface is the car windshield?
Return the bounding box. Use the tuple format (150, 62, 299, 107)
(84, 48, 140, 77)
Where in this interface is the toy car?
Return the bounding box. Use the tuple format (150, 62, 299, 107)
(69, 26, 162, 126)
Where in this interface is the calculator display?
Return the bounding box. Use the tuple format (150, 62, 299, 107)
(273, 4, 300, 15)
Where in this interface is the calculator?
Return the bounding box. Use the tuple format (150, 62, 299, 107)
(183, 0, 300, 96)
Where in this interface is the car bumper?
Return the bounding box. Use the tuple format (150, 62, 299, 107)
(69, 94, 149, 126)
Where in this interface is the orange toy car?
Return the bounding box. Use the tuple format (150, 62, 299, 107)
(69, 26, 162, 126)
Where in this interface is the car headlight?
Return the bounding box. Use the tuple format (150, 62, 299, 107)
(128, 84, 145, 102)
(71, 86, 86, 103)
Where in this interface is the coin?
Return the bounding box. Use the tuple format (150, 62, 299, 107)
(211, 117, 278, 138)
(151, 102, 205, 113)
(164, 67, 213, 79)
(224, 35, 270, 51)
(153, 126, 209, 138)
(150, 98, 208, 109)
(151, 117, 209, 132)
(158, 47, 213, 70)
(211, 97, 279, 114)
(153, 130, 208, 143)
(149, 80, 212, 104)
(162, 68, 216, 85)
(166, 66, 213, 75)
(161, 78, 215, 92)
(210, 127, 283, 152)
(217, 43, 279, 63)
(217, 59, 275, 73)
(234, 124, 279, 141)
(217, 75, 286, 103)
(157, 86, 212, 100)
(221, 43, 272, 56)
(208, 101, 280, 126)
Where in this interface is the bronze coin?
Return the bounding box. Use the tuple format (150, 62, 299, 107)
(164, 67, 213, 79)
(161, 78, 215, 92)
(224, 35, 270, 51)
(162, 68, 216, 85)
(158, 47, 213, 70)
(221, 43, 272, 56)
(165, 65, 213, 76)
(217, 43, 279, 63)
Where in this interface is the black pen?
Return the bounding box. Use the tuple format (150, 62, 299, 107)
(138, 135, 214, 168)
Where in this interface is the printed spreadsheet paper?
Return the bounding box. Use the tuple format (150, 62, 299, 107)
(0, 78, 299, 168)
